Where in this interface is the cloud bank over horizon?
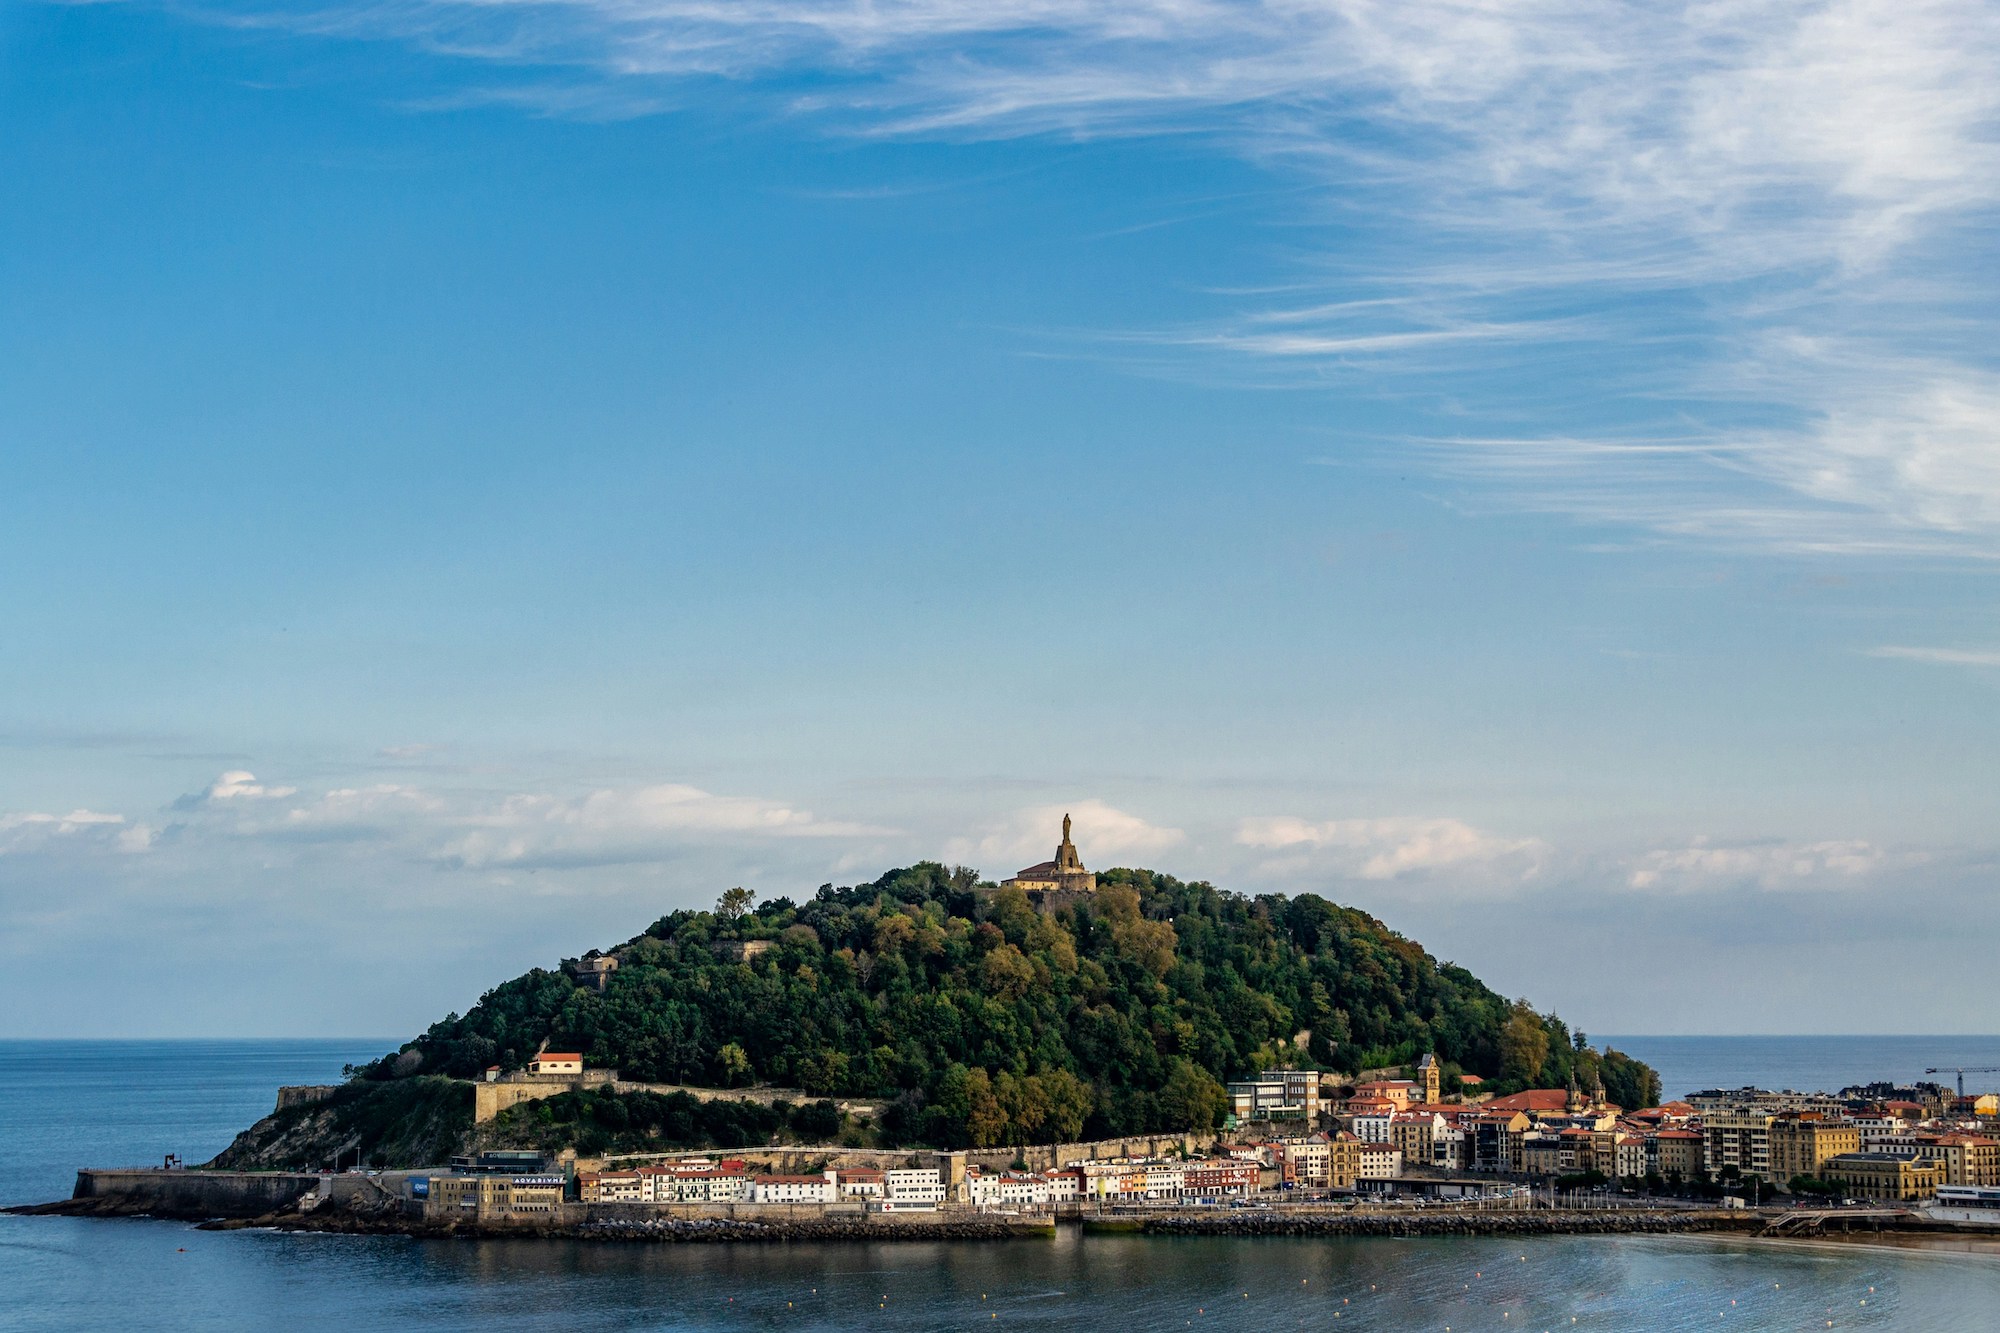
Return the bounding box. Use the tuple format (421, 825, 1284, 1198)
(6, 760, 1990, 1035)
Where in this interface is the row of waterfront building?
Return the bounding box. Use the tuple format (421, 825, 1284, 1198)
(413, 1059, 2000, 1223)
(571, 1155, 1265, 1210)
(1226, 1059, 2000, 1204)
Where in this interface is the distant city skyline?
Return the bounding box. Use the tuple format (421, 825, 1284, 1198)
(3, 0, 1996, 1037)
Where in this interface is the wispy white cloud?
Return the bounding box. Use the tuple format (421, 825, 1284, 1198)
(944, 799, 1185, 872)
(1627, 836, 1893, 892)
(1866, 645, 2000, 667)
(176, 769, 298, 807)
(0, 809, 155, 855)
(165, 0, 2000, 556)
(1236, 813, 1545, 889)
(439, 783, 891, 868)
(155, 770, 888, 867)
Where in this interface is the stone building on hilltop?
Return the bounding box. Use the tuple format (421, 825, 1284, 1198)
(997, 814, 1097, 910)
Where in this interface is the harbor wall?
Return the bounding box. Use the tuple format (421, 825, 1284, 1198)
(69, 1169, 322, 1220)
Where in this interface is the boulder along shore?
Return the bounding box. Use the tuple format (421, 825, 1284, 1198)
(1119, 1210, 1758, 1239)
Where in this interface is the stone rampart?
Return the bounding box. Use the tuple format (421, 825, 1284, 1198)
(475, 1074, 886, 1125)
(275, 1085, 339, 1112)
(976, 1131, 1214, 1172)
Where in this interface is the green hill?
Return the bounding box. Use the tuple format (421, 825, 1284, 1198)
(316, 863, 1656, 1159)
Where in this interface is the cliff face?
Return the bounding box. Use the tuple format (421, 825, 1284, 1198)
(206, 1077, 471, 1171)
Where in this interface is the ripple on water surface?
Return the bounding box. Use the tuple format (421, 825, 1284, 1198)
(4, 1222, 1996, 1332)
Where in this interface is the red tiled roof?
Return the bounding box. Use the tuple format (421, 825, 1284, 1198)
(535, 1052, 584, 1062)
(1481, 1089, 1574, 1113)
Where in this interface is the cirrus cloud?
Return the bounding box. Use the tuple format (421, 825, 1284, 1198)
(159, 0, 2000, 559)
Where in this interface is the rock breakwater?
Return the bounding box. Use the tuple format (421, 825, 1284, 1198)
(1128, 1210, 1753, 1238)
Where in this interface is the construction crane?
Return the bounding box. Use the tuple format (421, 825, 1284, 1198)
(1925, 1066, 2000, 1098)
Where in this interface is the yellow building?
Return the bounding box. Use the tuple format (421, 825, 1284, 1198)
(1389, 1113, 1439, 1169)
(1823, 1153, 1946, 1203)
(1327, 1133, 1362, 1191)
(1768, 1115, 1860, 1185)
(1417, 1052, 1441, 1105)
(426, 1173, 568, 1221)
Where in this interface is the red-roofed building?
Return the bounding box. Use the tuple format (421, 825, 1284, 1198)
(1931, 1133, 2000, 1187)
(528, 1052, 584, 1076)
(1353, 1080, 1419, 1110)
(1480, 1089, 1574, 1115)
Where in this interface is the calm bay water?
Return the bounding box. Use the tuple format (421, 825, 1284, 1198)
(5, 1039, 2000, 1331)
(1599, 1035, 2000, 1103)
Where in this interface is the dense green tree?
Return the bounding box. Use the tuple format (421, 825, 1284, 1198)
(357, 862, 1655, 1149)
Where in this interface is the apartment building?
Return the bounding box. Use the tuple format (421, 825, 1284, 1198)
(1228, 1069, 1322, 1123)
(1767, 1115, 1861, 1183)
(1703, 1111, 1774, 1178)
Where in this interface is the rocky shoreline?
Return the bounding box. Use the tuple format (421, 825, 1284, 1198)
(15, 1192, 1760, 1244)
(1122, 1210, 1758, 1239)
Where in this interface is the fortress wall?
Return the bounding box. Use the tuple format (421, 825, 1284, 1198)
(275, 1085, 339, 1112)
(476, 1076, 888, 1124)
(965, 1131, 1216, 1172)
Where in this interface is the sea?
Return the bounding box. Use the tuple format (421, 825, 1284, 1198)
(4, 1037, 1999, 1332)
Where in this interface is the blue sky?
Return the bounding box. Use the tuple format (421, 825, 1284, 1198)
(4, 0, 1998, 1038)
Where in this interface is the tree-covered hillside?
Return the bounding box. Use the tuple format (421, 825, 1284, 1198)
(356, 864, 1660, 1147)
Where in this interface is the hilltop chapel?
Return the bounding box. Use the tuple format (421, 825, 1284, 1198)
(999, 813, 1097, 904)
